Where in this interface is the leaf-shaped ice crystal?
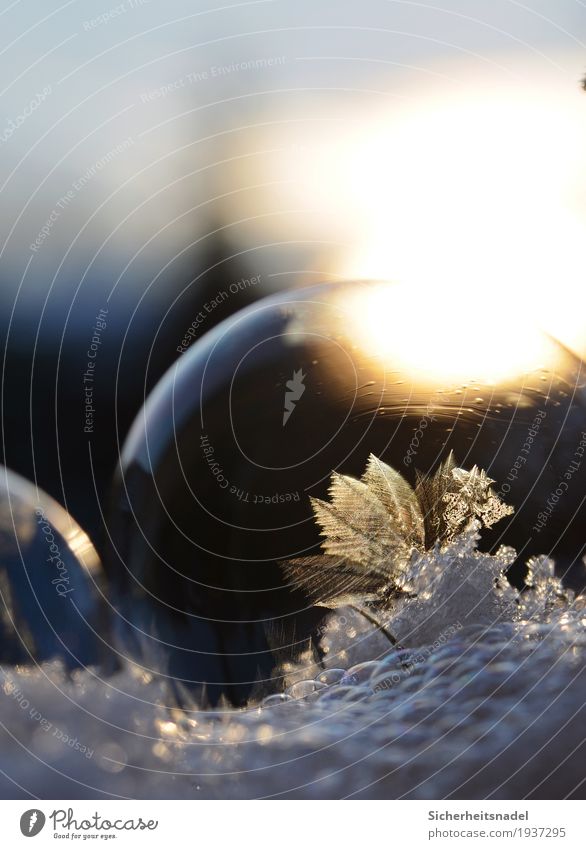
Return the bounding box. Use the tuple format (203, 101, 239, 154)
(282, 453, 514, 611)
(362, 454, 424, 549)
(414, 452, 460, 546)
(310, 471, 412, 569)
(278, 554, 389, 609)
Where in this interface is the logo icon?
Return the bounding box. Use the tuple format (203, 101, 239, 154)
(20, 810, 45, 837)
(283, 369, 305, 425)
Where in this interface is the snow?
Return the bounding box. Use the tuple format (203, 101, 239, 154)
(1, 523, 584, 799)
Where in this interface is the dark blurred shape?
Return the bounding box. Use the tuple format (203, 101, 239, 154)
(106, 280, 586, 705)
(0, 465, 109, 668)
(0, 235, 260, 546)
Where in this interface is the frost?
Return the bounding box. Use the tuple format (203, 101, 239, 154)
(1, 457, 584, 800)
(282, 454, 581, 655)
(518, 555, 574, 619)
(283, 452, 514, 617)
(441, 465, 513, 539)
(1, 599, 584, 799)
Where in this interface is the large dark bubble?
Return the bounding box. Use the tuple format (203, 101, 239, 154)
(106, 280, 586, 704)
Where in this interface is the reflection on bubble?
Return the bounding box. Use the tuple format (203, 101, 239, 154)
(0, 466, 109, 668)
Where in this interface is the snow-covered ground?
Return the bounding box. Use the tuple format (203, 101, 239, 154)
(2, 526, 584, 799)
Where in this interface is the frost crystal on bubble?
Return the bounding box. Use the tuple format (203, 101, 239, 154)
(387, 528, 520, 647)
(1, 452, 583, 800)
(282, 452, 514, 616)
(280, 452, 583, 682)
(441, 465, 513, 540)
(518, 555, 574, 618)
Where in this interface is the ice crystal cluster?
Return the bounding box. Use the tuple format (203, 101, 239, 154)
(284, 453, 514, 625)
(0, 457, 584, 799)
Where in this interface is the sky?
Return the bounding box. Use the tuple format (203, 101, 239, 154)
(1, 0, 585, 351)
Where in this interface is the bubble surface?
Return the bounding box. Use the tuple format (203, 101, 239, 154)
(107, 280, 586, 704)
(0, 466, 109, 668)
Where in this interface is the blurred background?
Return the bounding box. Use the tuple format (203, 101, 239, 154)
(0, 0, 585, 538)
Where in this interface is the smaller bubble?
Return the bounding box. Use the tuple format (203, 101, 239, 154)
(261, 693, 294, 707)
(316, 668, 346, 686)
(286, 679, 327, 700)
(340, 661, 380, 686)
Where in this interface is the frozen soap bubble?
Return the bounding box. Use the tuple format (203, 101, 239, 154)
(261, 693, 294, 708)
(286, 679, 327, 700)
(315, 668, 346, 686)
(0, 466, 109, 668)
(106, 280, 586, 705)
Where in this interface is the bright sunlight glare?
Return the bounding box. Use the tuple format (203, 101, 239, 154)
(343, 282, 553, 385)
(338, 80, 586, 357)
